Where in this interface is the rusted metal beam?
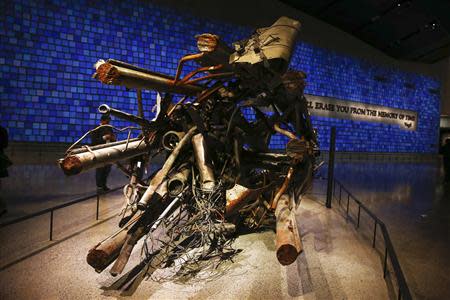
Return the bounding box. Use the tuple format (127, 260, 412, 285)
(225, 184, 262, 216)
(274, 123, 297, 140)
(271, 167, 295, 209)
(137, 126, 197, 209)
(98, 104, 151, 128)
(192, 133, 216, 191)
(87, 229, 128, 273)
(275, 194, 303, 265)
(86, 214, 141, 272)
(59, 139, 151, 175)
(94, 60, 204, 95)
(110, 225, 146, 276)
(167, 167, 191, 197)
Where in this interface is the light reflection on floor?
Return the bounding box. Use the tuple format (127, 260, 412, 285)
(0, 165, 128, 220)
(321, 160, 450, 299)
(1, 160, 449, 298)
(0, 163, 163, 221)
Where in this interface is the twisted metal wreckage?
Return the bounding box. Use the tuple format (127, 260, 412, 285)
(59, 16, 320, 292)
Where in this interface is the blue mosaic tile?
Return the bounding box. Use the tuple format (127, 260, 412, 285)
(0, 0, 440, 153)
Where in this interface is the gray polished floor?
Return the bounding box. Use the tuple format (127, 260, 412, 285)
(322, 160, 450, 300)
(0, 164, 129, 220)
(1, 160, 449, 299)
(0, 193, 389, 299)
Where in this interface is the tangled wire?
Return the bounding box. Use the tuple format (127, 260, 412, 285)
(141, 181, 240, 283)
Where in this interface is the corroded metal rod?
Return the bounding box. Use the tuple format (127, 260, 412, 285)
(192, 133, 215, 191)
(225, 184, 262, 216)
(173, 53, 205, 83)
(94, 60, 204, 95)
(59, 139, 150, 175)
(98, 104, 150, 128)
(271, 167, 294, 209)
(274, 123, 297, 140)
(137, 126, 197, 209)
(86, 214, 141, 273)
(167, 167, 191, 197)
(87, 229, 128, 273)
(275, 194, 303, 265)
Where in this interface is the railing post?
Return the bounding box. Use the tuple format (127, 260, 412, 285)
(315, 180, 411, 300)
(357, 205, 361, 228)
(136, 89, 144, 118)
(326, 127, 336, 209)
(346, 193, 350, 219)
(96, 192, 100, 220)
(383, 247, 388, 278)
(372, 220, 377, 248)
(49, 210, 54, 241)
(333, 180, 336, 198)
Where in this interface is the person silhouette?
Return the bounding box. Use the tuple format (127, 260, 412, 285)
(0, 125, 12, 216)
(442, 138, 450, 183)
(91, 115, 116, 192)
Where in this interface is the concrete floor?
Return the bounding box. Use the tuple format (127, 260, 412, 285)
(0, 188, 389, 300)
(2, 160, 448, 299)
(0, 164, 128, 221)
(325, 161, 450, 300)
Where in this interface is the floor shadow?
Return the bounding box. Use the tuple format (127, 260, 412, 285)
(0, 213, 117, 271)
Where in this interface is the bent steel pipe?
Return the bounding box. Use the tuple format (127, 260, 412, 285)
(167, 167, 191, 197)
(192, 133, 215, 191)
(98, 104, 150, 128)
(162, 131, 186, 151)
(59, 139, 150, 175)
(98, 103, 111, 114)
(137, 126, 197, 210)
(275, 194, 302, 266)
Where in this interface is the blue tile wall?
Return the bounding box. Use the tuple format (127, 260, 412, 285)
(0, 0, 440, 152)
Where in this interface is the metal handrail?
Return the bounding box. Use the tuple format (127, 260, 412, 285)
(0, 185, 123, 240)
(332, 178, 412, 300)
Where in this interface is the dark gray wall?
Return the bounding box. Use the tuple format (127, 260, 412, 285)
(439, 58, 450, 115)
(153, 0, 443, 77)
(155, 0, 450, 116)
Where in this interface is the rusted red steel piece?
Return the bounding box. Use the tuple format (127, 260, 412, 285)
(137, 126, 197, 209)
(95, 61, 203, 95)
(270, 167, 295, 209)
(179, 64, 223, 84)
(275, 194, 303, 265)
(173, 53, 205, 83)
(274, 123, 297, 140)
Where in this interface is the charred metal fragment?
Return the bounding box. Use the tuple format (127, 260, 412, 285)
(275, 194, 303, 265)
(59, 16, 320, 291)
(59, 139, 151, 175)
(137, 126, 197, 210)
(192, 133, 215, 191)
(167, 166, 190, 197)
(98, 104, 151, 128)
(94, 60, 204, 95)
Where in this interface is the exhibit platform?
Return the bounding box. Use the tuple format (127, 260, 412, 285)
(2, 161, 450, 299)
(0, 186, 390, 299)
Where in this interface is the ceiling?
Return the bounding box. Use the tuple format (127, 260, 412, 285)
(281, 0, 450, 63)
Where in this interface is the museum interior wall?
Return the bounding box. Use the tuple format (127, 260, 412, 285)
(439, 57, 450, 116)
(0, 0, 443, 165)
